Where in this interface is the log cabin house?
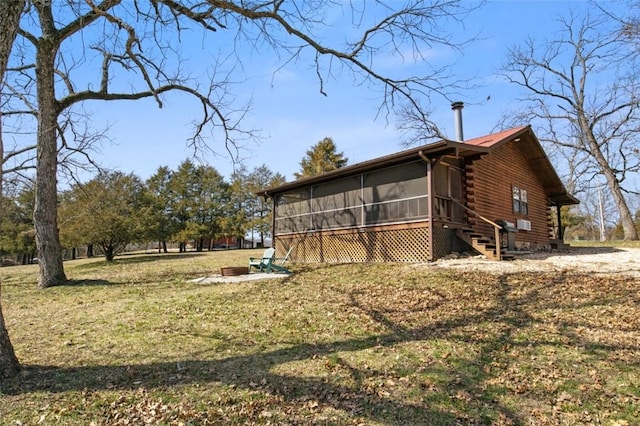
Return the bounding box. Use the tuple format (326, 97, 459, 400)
(258, 111, 578, 262)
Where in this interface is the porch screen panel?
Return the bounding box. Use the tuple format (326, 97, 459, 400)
(275, 189, 311, 234)
(449, 168, 464, 222)
(311, 176, 361, 230)
(363, 161, 428, 225)
(433, 165, 448, 197)
(433, 163, 464, 223)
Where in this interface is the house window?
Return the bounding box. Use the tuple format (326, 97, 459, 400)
(512, 186, 528, 215)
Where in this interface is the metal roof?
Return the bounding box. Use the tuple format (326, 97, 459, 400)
(463, 126, 529, 148)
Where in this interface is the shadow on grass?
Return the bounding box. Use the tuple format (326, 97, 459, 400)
(117, 251, 208, 260)
(63, 279, 112, 287)
(70, 252, 208, 270)
(3, 270, 637, 424)
(6, 339, 462, 424)
(0, 289, 525, 423)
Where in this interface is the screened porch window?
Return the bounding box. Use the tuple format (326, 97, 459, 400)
(274, 189, 311, 234)
(311, 176, 362, 230)
(273, 161, 429, 235)
(363, 162, 428, 225)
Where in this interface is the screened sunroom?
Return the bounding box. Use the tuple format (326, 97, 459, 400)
(261, 144, 472, 263)
(275, 161, 430, 235)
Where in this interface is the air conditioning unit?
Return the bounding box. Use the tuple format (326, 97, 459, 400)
(517, 219, 531, 231)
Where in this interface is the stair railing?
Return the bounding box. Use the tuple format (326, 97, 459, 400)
(449, 198, 503, 260)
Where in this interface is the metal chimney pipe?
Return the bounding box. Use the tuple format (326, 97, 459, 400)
(451, 101, 464, 142)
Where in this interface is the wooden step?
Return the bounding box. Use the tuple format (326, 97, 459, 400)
(455, 228, 517, 261)
(472, 237, 491, 243)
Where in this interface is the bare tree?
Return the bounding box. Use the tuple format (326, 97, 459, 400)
(0, 0, 25, 380)
(610, 1, 640, 42)
(503, 9, 640, 240)
(7, 1, 474, 287)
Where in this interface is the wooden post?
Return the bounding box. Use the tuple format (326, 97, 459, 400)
(494, 226, 501, 261)
(556, 203, 563, 240)
(426, 160, 434, 261)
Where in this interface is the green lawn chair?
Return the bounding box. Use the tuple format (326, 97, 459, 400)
(248, 247, 292, 274)
(248, 247, 276, 272)
(270, 247, 293, 274)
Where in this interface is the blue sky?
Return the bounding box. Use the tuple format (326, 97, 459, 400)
(86, 0, 623, 182)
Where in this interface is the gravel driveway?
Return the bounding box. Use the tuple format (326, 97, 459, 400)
(430, 247, 640, 278)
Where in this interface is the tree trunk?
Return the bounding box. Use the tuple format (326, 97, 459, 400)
(0, 0, 25, 380)
(34, 10, 67, 288)
(604, 169, 637, 240)
(581, 119, 639, 240)
(0, 296, 20, 379)
(105, 245, 114, 262)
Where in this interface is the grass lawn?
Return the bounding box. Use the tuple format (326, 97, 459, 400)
(569, 239, 640, 249)
(1, 248, 638, 425)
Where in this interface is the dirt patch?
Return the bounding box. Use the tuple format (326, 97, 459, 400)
(190, 272, 290, 283)
(426, 247, 640, 278)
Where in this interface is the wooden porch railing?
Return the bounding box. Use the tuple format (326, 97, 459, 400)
(449, 198, 504, 260)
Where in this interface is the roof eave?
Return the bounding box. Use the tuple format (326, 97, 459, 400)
(257, 139, 489, 196)
(549, 193, 580, 206)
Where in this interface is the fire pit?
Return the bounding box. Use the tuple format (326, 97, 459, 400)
(220, 266, 249, 276)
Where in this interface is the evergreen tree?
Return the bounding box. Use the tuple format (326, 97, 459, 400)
(295, 138, 348, 179)
(192, 164, 230, 251)
(168, 160, 200, 252)
(227, 167, 253, 248)
(146, 166, 178, 253)
(167, 160, 230, 252)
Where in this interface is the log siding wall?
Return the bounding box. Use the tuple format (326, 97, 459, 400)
(466, 140, 551, 248)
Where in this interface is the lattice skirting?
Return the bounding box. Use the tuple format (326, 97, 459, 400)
(432, 227, 456, 261)
(275, 225, 432, 263)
